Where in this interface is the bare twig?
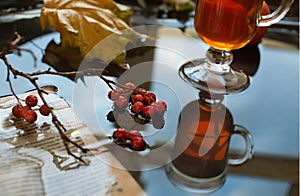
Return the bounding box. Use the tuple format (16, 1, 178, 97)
(0, 31, 125, 165)
(1, 53, 90, 164)
(28, 68, 127, 91)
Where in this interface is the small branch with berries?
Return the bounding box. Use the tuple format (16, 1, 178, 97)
(0, 32, 118, 165)
(0, 31, 168, 167)
(106, 83, 168, 151)
(2, 53, 90, 164)
(107, 84, 167, 130)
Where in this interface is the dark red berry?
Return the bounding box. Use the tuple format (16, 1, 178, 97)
(124, 82, 136, 94)
(128, 130, 142, 140)
(25, 95, 38, 107)
(124, 82, 136, 89)
(131, 136, 147, 151)
(156, 101, 167, 110)
(131, 94, 144, 104)
(112, 128, 128, 141)
(133, 88, 147, 95)
(108, 90, 120, 101)
(39, 104, 51, 116)
(141, 105, 155, 118)
(12, 104, 23, 118)
(131, 101, 144, 114)
(21, 106, 31, 117)
(114, 87, 124, 94)
(143, 92, 156, 105)
(114, 96, 128, 109)
(23, 109, 37, 123)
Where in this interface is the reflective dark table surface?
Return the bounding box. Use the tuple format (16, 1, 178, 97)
(0, 14, 298, 196)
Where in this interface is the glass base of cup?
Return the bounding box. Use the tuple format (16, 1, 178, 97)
(165, 162, 226, 194)
(179, 58, 250, 94)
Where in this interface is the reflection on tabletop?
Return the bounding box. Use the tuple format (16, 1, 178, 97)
(0, 2, 298, 196)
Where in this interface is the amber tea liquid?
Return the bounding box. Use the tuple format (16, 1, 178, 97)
(194, 0, 261, 50)
(171, 99, 234, 178)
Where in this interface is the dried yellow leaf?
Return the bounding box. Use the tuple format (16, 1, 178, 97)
(40, 0, 143, 63)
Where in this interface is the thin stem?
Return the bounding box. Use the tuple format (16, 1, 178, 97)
(0, 31, 130, 165)
(205, 47, 233, 73)
(6, 66, 20, 103)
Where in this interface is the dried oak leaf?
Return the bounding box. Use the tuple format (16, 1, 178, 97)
(40, 0, 144, 63)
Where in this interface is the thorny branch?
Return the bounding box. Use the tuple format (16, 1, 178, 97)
(28, 68, 118, 90)
(0, 31, 127, 166)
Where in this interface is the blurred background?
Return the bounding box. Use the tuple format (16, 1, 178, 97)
(0, 0, 298, 47)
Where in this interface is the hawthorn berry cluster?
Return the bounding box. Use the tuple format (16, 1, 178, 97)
(108, 82, 167, 129)
(11, 94, 51, 123)
(107, 82, 168, 151)
(112, 128, 147, 151)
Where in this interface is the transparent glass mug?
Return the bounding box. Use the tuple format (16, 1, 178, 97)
(165, 92, 254, 194)
(179, 0, 294, 94)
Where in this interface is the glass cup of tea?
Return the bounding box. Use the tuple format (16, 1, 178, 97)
(165, 91, 254, 193)
(179, 0, 294, 94)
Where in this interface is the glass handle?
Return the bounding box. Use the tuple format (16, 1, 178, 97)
(228, 125, 254, 165)
(258, 0, 294, 27)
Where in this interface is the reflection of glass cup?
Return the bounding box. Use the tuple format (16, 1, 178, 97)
(165, 92, 254, 194)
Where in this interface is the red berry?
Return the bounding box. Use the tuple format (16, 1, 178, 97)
(115, 87, 124, 94)
(131, 101, 144, 114)
(133, 88, 147, 95)
(143, 92, 156, 105)
(124, 82, 136, 94)
(141, 105, 155, 118)
(131, 94, 144, 104)
(128, 130, 142, 140)
(156, 101, 167, 110)
(25, 95, 38, 107)
(124, 82, 136, 89)
(108, 90, 120, 101)
(152, 102, 167, 115)
(39, 104, 51, 116)
(23, 109, 37, 123)
(12, 104, 23, 118)
(131, 136, 147, 151)
(114, 96, 128, 109)
(21, 106, 31, 117)
(112, 128, 128, 141)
